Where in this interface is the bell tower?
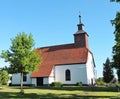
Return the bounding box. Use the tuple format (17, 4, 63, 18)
(74, 15, 89, 48)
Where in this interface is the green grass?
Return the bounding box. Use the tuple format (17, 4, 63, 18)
(0, 86, 120, 99)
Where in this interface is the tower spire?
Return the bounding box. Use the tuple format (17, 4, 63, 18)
(78, 11, 82, 24)
(74, 15, 89, 48)
(79, 15, 82, 24)
(77, 14, 84, 31)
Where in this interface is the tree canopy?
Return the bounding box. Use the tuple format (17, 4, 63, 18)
(0, 32, 41, 94)
(111, 0, 120, 81)
(110, 0, 120, 2)
(112, 12, 120, 69)
(1, 32, 41, 74)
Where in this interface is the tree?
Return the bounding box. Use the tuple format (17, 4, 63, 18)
(0, 70, 10, 86)
(103, 58, 114, 83)
(110, 0, 120, 82)
(0, 32, 41, 94)
(110, 0, 120, 2)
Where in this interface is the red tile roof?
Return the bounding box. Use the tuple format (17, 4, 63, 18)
(31, 44, 89, 77)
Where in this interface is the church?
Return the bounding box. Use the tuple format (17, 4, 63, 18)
(11, 16, 96, 86)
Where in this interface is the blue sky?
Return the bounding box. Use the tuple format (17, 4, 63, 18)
(0, 0, 120, 78)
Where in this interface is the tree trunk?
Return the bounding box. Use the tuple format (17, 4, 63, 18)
(20, 72, 24, 94)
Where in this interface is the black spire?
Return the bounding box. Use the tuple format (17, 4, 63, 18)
(79, 15, 82, 24)
(77, 15, 84, 30)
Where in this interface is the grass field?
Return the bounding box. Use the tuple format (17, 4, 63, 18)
(0, 86, 120, 99)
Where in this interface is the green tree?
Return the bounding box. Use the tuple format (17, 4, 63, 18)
(1, 32, 41, 94)
(111, 12, 120, 81)
(110, 0, 120, 2)
(0, 70, 10, 86)
(110, 0, 120, 82)
(103, 58, 114, 83)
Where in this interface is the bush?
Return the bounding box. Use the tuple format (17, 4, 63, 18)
(51, 82, 63, 87)
(110, 78, 117, 84)
(0, 70, 10, 86)
(96, 78, 105, 86)
(76, 82, 82, 86)
(116, 82, 120, 87)
(116, 82, 120, 92)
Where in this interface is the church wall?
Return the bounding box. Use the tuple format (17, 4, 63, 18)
(54, 64, 88, 85)
(12, 73, 32, 85)
(31, 78, 37, 86)
(86, 52, 96, 85)
(43, 77, 48, 84)
(11, 69, 55, 86)
(47, 69, 55, 84)
(48, 77, 54, 84)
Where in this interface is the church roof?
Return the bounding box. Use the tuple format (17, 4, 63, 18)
(31, 44, 90, 77)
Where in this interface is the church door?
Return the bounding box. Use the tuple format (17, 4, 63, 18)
(37, 77, 43, 86)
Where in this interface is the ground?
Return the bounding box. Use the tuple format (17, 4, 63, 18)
(0, 86, 120, 99)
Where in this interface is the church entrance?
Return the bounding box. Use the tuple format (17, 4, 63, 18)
(37, 77, 43, 86)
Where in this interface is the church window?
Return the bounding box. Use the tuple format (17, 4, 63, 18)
(65, 69, 71, 81)
(23, 74, 27, 82)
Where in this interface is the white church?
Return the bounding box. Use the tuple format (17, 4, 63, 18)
(11, 16, 96, 86)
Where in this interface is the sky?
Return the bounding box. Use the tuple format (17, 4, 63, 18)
(0, 0, 120, 78)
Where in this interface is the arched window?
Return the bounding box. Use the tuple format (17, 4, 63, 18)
(65, 69, 71, 81)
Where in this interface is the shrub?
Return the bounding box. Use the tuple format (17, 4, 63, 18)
(110, 78, 117, 84)
(116, 82, 120, 87)
(96, 78, 105, 86)
(0, 70, 10, 86)
(76, 82, 82, 86)
(51, 82, 63, 87)
(116, 82, 120, 92)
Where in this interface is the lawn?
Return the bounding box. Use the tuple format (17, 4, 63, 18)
(0, 86, 120, 99)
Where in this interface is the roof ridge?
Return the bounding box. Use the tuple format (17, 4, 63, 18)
(38, 43, 74, 49)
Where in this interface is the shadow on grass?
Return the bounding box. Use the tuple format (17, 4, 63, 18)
(9, 86, 118, 92)
(31, 86, 118, 92)
(0, 92, 39, 99)
(0, 92, 120, 99)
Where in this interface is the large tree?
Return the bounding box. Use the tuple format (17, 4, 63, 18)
(103, 58, 114, 83)
(1, 32, 41, 94)
(112, 12, 120, 81)
(110, 0, 120, 81)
